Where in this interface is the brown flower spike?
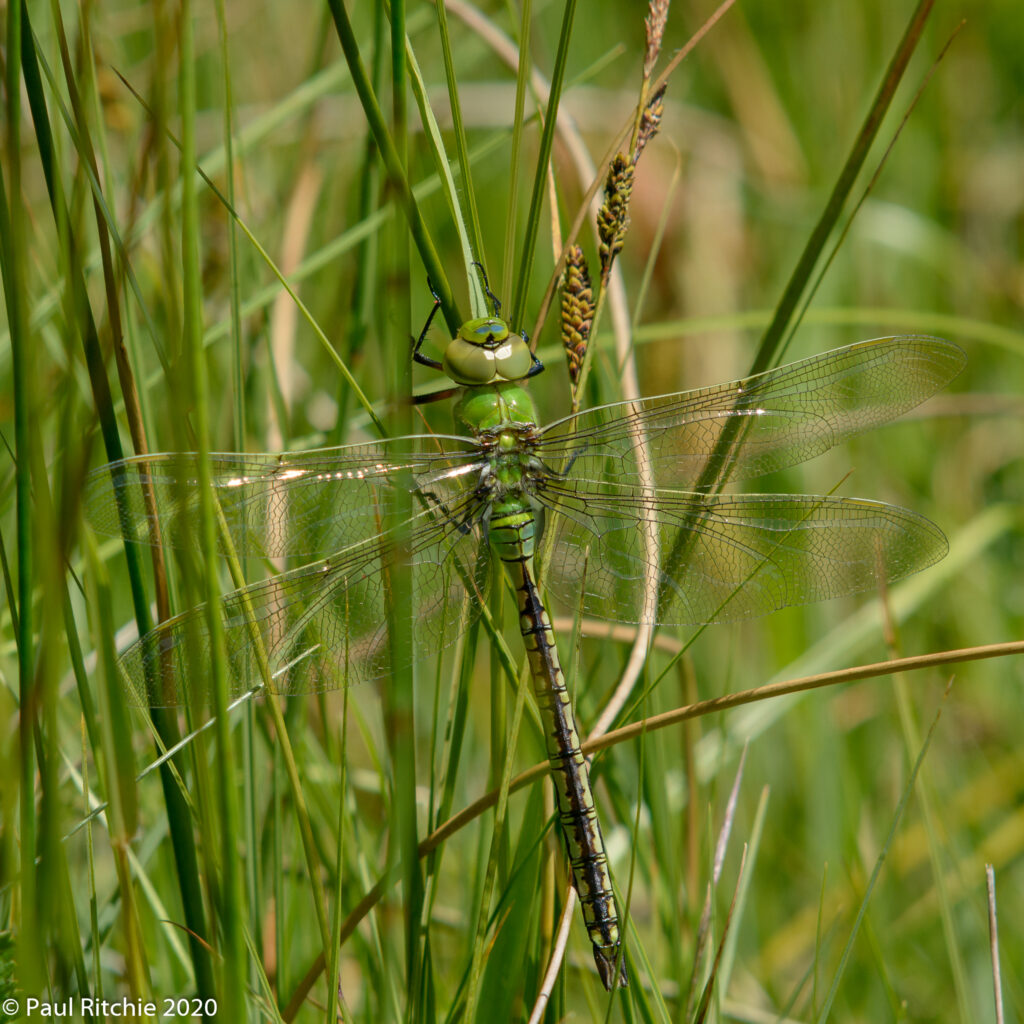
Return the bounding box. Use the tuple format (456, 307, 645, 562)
(597, 154, 635, 282)
(560, 245, 595, 387)
(635, 84, 666, 161)
(644, 0, 670, 77)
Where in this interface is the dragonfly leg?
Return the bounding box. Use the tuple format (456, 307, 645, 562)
(415, 481, 485, 538)
(524, 341, 545, 379)
(413, 281, 444, 371)
(472, 260, 501, 317)
(410, 385, 459, 406)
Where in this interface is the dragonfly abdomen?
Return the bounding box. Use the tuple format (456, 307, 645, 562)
(487, 494, 537, 560)
(492, 501, 627, 989)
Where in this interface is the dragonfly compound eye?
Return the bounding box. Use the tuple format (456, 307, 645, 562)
(444, 317, 533, 384)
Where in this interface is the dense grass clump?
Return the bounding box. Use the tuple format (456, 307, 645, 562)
(1, 2, 1021, 1020)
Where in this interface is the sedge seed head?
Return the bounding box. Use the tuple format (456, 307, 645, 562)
(644, 0, 670, 77)
(635, 84, 667, 161)
(598, 154, 635, 278)
(560, 246, 594, 386)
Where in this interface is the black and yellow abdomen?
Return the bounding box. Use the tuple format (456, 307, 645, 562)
(489, 492, 627, 988)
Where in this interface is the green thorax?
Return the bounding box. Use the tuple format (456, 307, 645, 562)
(452, 380, 539, 436)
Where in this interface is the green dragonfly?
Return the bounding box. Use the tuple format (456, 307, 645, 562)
(85, 284, 964, 989)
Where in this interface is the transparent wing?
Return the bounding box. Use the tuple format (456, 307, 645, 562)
(537, 480, 947, 627)
(537, 337, 965, 489)
(117, 490, 491, 705)
(84, 435, 484, 560)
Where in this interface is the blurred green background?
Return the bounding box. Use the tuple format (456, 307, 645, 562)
(2, 0, 1021, 1020)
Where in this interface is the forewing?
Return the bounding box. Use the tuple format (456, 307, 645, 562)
(537, 337, 965, 489)
(84, 435, 483, 560)
(118, 490, 491, 705)
(537, 480, 947, 628)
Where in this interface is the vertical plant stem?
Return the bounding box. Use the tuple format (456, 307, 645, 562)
(85, 536, 148, 997)
(501, 0, 532, 304)
(3, 0, 41, 992)
(434, 0, 484, 264)
(179, 0, 247, 1012)
(748, 0, 935, 375)
(18, 0, 217, 999)
(327, 0, 460, 333)
(387, 0, 424, 1006)
(325, 690, 350, 1022)
(332, 2, 385, 445)
(509, 0, 577, 329)
(213, 0, 263, 981)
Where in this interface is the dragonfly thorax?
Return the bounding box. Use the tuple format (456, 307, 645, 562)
(492, 446, 542, 491)
(452, 380, 540, 435)
(467, 427, 545, 508)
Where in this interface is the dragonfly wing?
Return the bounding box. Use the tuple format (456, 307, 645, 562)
(537, 481, 947, 628)
(537, 337, 965, 489)
(118, 492, 491, 705)
(84, 436, 484, 560)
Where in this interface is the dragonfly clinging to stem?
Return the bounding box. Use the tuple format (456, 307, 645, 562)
(86, 269, 964, 989)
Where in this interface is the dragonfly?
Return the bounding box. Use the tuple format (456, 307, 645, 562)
(85, 279, 964, 989)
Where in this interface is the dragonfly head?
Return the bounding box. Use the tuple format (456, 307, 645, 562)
(443, 316, 534, 385)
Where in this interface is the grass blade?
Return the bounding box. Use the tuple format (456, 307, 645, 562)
(815, 683, 951, 1022)
(749, 0, 936, 374)
(327, 0, 460, 332)
(179, 0, 247, 1010)
(509, 0, 578, 328)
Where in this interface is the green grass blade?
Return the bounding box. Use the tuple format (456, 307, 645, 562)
(179, 0, 248, 1010)
(332, 2, 386, 444)
(405, 46, 482, 317)
(432, 1, 487, 312)
(3, 0, 40, 989)
(815, 686, 949, 1022)
(502, 0, 532, 306)
(385, 0, 426, 1008)
(510, 0, 578, 328)
(327, 0, 460, 332)
(16, 32, 214, 998)
(892, 676, 972, 1018)
(82, 531, 148, 995)
(748, 0, 935, 375)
